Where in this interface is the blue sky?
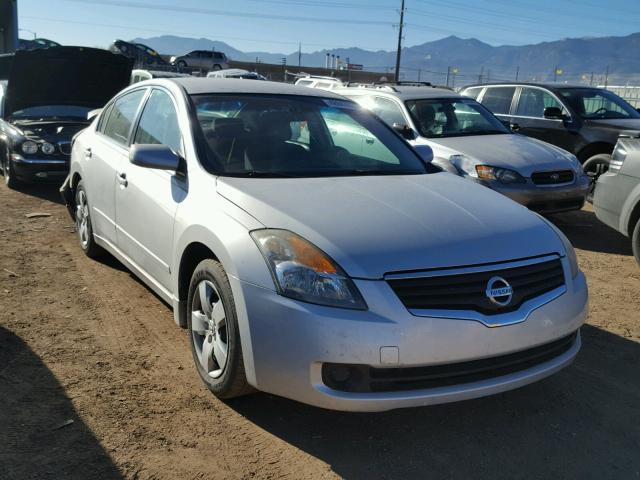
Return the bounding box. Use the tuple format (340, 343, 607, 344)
(17, 0, 640, 54)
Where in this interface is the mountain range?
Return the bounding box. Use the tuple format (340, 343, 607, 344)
(131, 33, 640, 85)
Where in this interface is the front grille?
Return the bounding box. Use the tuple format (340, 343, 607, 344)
(322, 331, 578, 393)
(531, 170, 574, 185)
(528, 198, 584, 213)
(58, 141, 72, 155)
(387, 258, 564, 315)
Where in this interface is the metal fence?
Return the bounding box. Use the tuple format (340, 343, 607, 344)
(601, 86, 640, 108)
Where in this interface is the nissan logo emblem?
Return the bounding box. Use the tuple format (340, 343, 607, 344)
(485, 276, 513, 307)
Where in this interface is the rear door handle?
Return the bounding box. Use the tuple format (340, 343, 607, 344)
(85, 148, 92, 159)
(365, 138, 374, 144)
(117, 172, 128, 187)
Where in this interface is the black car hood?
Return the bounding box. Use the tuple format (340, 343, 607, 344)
(4, 46, 133, 117)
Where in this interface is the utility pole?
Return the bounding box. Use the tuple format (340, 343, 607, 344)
(394, 0, 405, 82)
(554, 65, 558, 83)
(515, 65, 519, 81)
(589, 72, 594, 86)
(298, 42, 302, 70)
(604, 65, 609, 88)
(446, 66, 451, 87)
(478, 66, 484, 83)
(418, 69, 421, 81)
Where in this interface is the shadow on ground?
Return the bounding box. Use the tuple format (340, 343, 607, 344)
(11, 183, 65, 205)
(230, 325, 640, 479)
(549, 208, 633, 256)
(0, 327, 123, 480)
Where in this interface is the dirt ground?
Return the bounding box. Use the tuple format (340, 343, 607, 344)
(0, 183, 638, 480)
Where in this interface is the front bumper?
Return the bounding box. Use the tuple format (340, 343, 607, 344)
(231, 262, 588, 412)
(11, 154, 69, 184)
(476, 174, 591, 214)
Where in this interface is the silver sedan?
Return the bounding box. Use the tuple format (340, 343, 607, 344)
(63, 78, 588, 411)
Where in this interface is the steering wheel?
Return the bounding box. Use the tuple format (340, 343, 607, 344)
(591, 107, 609, 117)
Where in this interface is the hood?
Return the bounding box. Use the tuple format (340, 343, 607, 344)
(16, 121, 87, 143)
(5, 47, 133, 117)
(217, 173, 564, 279)
(423, 134, 576, 177)
(586, 118, 640, 132)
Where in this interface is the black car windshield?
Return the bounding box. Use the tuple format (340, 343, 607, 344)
(405, 98, 510, 138)
(9, 105, 93, 121)
(191, 94, 432, 177)
(558, 88, 640, 120)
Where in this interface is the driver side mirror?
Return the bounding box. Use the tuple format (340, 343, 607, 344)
(413, 144, 433, 163)
(636, 108, 640, 114)
(543, 106, 565, 120)
(392, 123, 416, 140)
(130, 144, 181, 171)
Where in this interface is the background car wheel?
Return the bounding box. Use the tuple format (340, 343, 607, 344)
(177, 60, 187, 71)
(212, 64, 222, 71)
(74, 181, 104, 258)
(187, 259, 253, 399)
(632, 219, 640, 266)
(583, 153, 611, 202)
(2, 153, 21, 190)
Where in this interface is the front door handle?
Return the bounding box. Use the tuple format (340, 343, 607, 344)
(85, 148, 92, 159)
(365, 138, 374, 144)
(117, 172, 128, 187)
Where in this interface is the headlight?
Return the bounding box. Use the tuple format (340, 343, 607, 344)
(251, 229, 367, 310)
(538, 216, 580, 279)
(21, 141, 38, 155)
(42, 142, 56, 154)
(475, 165, 526, 184)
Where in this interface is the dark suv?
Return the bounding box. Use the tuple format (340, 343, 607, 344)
(461, 83, 640, 176)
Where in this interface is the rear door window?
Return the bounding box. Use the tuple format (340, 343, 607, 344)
(373, 97, 406, 126)
(102, 89, 146, 145)
(481, 87, 516, 115)
(516, 88, 565, 118)
(462, 87, 483, 100)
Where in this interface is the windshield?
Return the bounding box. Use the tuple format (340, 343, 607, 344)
(406, 98, 509, 138)
(191, 94, 432, 177)
(558, 88, 640, 120)
(9, 105, 92, 121)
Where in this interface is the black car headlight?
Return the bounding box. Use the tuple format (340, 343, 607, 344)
(21, 141, 38, 155)
(251, 229, 367, 310)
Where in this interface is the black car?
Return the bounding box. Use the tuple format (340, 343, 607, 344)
(0, 46, 132, 188)
(461, 83, 640, 176)
(108, 40, 169, 68)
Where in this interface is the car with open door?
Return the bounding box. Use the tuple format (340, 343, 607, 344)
(62, 78, 587, 411)
(0, 46, 132, 188)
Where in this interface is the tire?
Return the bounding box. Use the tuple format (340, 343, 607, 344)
(177, 60, 187, 71)
(74, 181, 104, 258)
(632, 218, 640, 266)
(2, 150, 21, 190)
(187, 259, 252, 399)
(213, 64, 222, 71)
(583, 153, 612, 203)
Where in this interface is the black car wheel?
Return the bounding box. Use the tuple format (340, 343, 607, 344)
(583, 153, 611, 202)
(2, 151, 21, 190)
(187, 259, 253, 399)
(177, 60, 187, 71)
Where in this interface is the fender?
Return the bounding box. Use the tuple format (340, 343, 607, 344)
(620, 182, 640, 236)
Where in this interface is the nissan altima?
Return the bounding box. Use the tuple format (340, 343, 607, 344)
(62, 78, 588, 411)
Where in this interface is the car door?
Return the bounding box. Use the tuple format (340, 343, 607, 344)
(511, 86, 577, 151)
(115, 88, 187, 291)
(88, 89, 147, 245)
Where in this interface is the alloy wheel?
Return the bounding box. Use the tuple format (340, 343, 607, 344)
(76, 189, 90, 248)
(191, 280, 229, 378)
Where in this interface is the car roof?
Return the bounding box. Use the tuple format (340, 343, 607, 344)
(159, 77, 348, 98)
(334, 85, 460, 101)
(462, 82, 595, 91)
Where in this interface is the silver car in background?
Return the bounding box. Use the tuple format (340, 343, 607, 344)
(336, 85, 591, 214)
(63, 78, 587, 411)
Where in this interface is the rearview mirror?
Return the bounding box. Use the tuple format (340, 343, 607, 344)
(543, 106, 564, 119)
(130, 144, 181, 171)
(413, 144, 433, 163)
(392, 123, 416, 140)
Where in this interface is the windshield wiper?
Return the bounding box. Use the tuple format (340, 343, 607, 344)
(227, 171, 302, 178)
(329, 169, 424, 176)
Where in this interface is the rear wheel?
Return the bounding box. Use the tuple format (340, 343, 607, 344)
(583, 153, 611, 203)
(187, 259, 252, 399)
(632, 218, 640, 266)
(177, 60, 187, 71)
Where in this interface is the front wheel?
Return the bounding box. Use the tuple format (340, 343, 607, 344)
(2, 153, 21, 190)
(632, 219, 640, 266)
(187, 259, 252, 399)
(212, 64, 222, 71)
(75, 181, 104, 258)
(583, 153, 611, 203)
(177, 60, 187, 71)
